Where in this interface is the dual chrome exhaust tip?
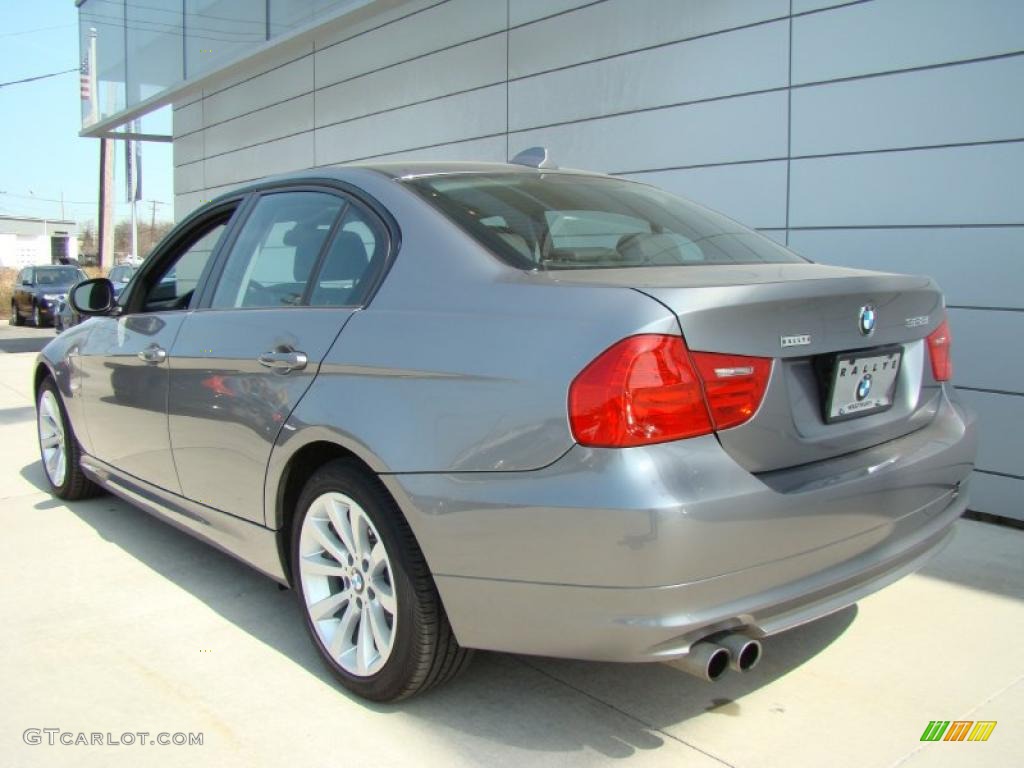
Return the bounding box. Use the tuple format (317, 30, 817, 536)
(677, 634, 762, 681)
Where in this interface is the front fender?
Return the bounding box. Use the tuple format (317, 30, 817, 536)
(35, 322, 94, 452)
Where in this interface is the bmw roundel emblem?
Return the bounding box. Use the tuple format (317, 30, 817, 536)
(858, 304, 877, 336)
(856, 374, 873, 401)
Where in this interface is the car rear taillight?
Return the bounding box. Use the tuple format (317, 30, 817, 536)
(568, 334, 771, 447)
(926, 317, 952, 381)
(690, 352, 773, 431)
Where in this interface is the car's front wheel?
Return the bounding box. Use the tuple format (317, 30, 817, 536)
(32, 304, 43, 327)
(37, 377, 101, 500)
(292, 460, 471, 701)
(10, 301, 23, 326)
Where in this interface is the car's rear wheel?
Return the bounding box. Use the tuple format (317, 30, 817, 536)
(292, 459, 471, 701)
(37, 377, 101, 500)
(10, 301, 23, 326)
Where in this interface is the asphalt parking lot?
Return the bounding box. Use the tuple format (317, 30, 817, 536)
(1, 323, 1021, 768)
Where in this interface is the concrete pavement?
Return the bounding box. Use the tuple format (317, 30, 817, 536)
(0, 323, 1021, 768)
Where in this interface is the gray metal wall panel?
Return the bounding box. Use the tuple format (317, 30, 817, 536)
(314, 0, 505, 88)
(792, 56, 1024, 156)
(204, 132, 314, 188)
(361, 135, 508, 164)
(510, 21, 788, 130)
(792, 0, 1024, 84)
(956, 390, 1024, 477)
(791, 0, 862, 12)
(509, 0, 787, 78)
(788, 228, 1024, 310)
(203, 54, 314, 128)
(172, 101, 202, 136)
(204, 94, 315, 159)
(789, 143, 1024, 227)
(947, 309, 1024, 394)
(509, 0, 594, 26)
(969, 472, 1024, 521)
(315, 84, 507, 165)
(511, 90, 788, 174)
(315, 35, 506, 128)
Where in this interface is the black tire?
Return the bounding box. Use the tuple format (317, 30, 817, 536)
(291, 459, 472, 701)
(32, 304, 44, 328)
(36, 377, 102, 500)
(10, 301, 23, 326)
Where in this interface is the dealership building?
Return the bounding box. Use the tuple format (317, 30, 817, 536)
(77, 0, 1023, 521)
(0, 216, 79, 268)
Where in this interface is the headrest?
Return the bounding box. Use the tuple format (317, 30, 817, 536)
(319, 231, 369, 282)
(288, 225, 331, 281)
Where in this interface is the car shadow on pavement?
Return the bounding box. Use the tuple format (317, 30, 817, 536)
(24, 461, 856, 760)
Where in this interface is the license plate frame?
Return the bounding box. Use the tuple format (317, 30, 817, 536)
(823, 345, 903, 424)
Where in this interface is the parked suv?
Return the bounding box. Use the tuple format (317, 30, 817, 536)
(11, 265, 88, 327)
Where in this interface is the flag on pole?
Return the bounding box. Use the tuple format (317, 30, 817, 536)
(125, 123, 143, 202)
(79, 51, 90, 100)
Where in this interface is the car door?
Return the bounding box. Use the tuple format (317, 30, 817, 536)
(167, 188, 389, 523)
(75, 202, 239, 492)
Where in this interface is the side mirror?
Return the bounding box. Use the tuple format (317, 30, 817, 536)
(70, 278, 116, 316)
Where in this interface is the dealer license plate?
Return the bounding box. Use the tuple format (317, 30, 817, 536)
(826, 347, 902, 422)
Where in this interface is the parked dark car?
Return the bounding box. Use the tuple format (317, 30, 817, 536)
(10, 265, 88, 327)
(55, 264, 135, 333)
(35, 160, 976, 702)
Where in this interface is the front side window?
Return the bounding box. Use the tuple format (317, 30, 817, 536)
(143, 219, 228, 312)
(406, 173, 805, 270)
(211, 192, 343, 309)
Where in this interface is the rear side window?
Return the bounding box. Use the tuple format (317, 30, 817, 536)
(211, 191, 343, 309)
(308, 205, 387, 307)
(406, 173, 804, 270)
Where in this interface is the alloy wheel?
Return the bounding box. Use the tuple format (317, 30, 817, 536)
(298, 492, 398, 677)
(38, 389, 67, 487)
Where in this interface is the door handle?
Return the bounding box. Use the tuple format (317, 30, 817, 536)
(258, 349, 308, 373)
(137, 344, 167, 364)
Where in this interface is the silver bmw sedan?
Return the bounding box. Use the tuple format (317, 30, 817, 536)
(34, 156, 976, 701)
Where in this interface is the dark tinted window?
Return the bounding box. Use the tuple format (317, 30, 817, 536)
(34, 266, 86, 285)
(407, 173, 805, 270)
(144, 220, 227, 312)
(109, 266, 134, 284)
(308, 205, 387, 307)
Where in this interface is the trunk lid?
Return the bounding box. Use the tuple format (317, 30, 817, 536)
(544, 263, 947, 471)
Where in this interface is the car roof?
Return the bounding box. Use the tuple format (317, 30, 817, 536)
(228, 161, 604, 191)
(202, 161, 613, 212)
(355, 160, 605, 180)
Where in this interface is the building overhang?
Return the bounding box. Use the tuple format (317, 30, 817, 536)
(77, 0, 393, 140)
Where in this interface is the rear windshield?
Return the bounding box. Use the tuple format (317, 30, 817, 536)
(35, 266, 86, 284)
(406, 173, 804, 270)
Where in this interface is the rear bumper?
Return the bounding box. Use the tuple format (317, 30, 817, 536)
(383, 391, 976, 661)
(433, 490, 962, 661)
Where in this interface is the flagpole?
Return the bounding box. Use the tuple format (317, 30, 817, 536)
(130, 136, 138, 262)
